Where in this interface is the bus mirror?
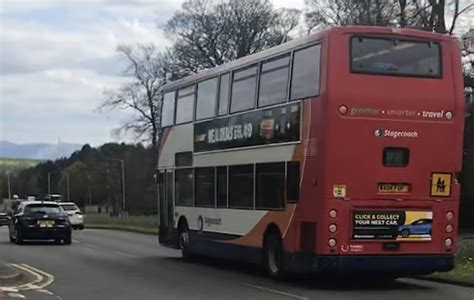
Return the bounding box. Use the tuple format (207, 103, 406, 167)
(465, 88, 473, 117)
(467, 98, 473, 117)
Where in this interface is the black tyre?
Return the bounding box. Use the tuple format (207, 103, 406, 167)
(15, 226, 24, 245)
(178, 223, 191, 259)
(401, 229, 410, 238)
(263, 233, 284, 278)
(9, 229, 15, 243)
(63, 234, 72, 245)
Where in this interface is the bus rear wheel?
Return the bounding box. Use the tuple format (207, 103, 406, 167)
(263, 233, 284, 278)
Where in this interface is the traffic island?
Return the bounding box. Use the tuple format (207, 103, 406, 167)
(0, 263, 23, 287)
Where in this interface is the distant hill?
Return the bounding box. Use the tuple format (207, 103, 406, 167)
(0, 141, 83, 160)
(0, 158, 41, 172)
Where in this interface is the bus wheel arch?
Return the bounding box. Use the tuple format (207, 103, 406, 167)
(263, 223, 284, 278)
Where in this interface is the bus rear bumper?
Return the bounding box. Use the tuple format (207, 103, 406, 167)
(285, 253, 455, 275)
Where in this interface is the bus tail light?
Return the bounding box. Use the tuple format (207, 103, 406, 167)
(445, 224, 453, 233)
(338, 105, 348, 115)
(328, 238, 337, 248)
(446, 211, 454, 221)
(329, 209, 337, 219)
(329, 224, 337, 233)
(445, 238, 453, 247)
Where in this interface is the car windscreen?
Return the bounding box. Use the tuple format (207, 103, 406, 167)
(350, 36, 441, 78)
(60, 204, 78, 211)
(24, 204, 61, 215)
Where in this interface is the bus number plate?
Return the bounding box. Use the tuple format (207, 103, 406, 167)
(378, 183, 410, 193)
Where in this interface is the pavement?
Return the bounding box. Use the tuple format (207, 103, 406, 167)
(0, 226, 473, 300)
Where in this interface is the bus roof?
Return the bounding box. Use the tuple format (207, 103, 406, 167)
(160, 26, 454, 93)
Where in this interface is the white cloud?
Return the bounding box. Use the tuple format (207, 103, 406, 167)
(0, 0, 173, 145)
(0, 68, 132, 145)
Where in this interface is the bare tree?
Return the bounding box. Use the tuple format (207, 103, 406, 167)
(304, 0, 397, 31)
(164, 0, 301, 75)
(99, 45, 168, 148)
(395, 0, 473, 34)
(305, 0, 473, 35)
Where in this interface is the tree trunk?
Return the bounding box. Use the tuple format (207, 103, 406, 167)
(434, 0, 447, 33)
(398, 0, 407, 27)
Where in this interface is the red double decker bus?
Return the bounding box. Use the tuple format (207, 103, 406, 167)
(157, 26, 465, 278)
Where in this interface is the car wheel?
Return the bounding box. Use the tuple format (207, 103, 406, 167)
(79, 225, 84, 230)
(178, 223, 191, 260)
(63, 235, 72, 245)
(15, 226, 24, 245)
(263, 233, 284, 278)
(9, 229, 15, 243)
(401, 229, 410, 238)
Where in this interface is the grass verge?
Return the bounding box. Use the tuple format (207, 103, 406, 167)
(424, 238, 474, 286)
(426, 257, 474, 286)
(86, 223, 158, 235)
(85, 214, 158, 235)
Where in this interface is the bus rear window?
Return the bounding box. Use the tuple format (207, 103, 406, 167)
(351, 36, 441, 78)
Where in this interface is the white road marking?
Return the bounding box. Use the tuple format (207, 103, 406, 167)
(72, 239, 80, 243)
(0, 288, 19, 292)
(7, 292, 25, 298)
(84, 243, 98, 249)
(243, 283, 309, 300)
(114, 251, 139, 258)
(36, 289, 54, 295)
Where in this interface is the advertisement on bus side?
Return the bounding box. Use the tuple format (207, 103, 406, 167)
(352, 211, 433, 241)
(194, 103, 300, 152)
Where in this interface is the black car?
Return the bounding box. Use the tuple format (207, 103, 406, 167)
(8, 201, 72, 245)
(0, 212, 9, 226)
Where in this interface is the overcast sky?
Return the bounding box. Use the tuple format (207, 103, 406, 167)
(0, 0, 471, 146)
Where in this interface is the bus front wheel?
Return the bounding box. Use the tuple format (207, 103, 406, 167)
(263, 233, 284, 278)
(178, 223, 191, 259)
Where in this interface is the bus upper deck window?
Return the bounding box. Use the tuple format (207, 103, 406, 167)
(383, 147, 409, 167)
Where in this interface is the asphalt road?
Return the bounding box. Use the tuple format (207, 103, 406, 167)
(0, 226, 472, 300)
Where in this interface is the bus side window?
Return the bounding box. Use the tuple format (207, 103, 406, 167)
(161, 91, 176, 127)
(231, 65, 258, 113)
(256, 162, 285, 209)
(228, 164, 254, 209)
(287, 161, 300, 203)
(195, 167, 215, 207)
(196, 78, 218, 120)
(175, 168, 193, 207)
(216, 166, 227, 208)
(176, 86, 196, 124)
(218, 73, 230, 116)
(291, 45, 321, 100)
(258, 55, 290, 107)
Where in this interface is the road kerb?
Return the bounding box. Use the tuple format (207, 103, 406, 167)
(416, 276, 474, 288)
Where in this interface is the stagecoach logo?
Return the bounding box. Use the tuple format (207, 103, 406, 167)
(374, 128, 418, 139)
(197, 216, 222, 234)
(374, 129, 384, 138)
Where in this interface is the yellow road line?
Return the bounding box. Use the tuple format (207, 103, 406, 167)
(0, 263, 54, 291)
(19, 264, 54, 290)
